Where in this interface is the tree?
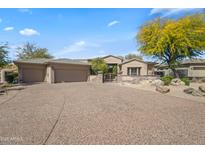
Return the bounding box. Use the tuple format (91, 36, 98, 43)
(17, 42, 53, 60)
(125, 53, 143, 60)
(91, 58, 108, 74)
(137, 14, 205, 77)
(0, 43, 9, 67)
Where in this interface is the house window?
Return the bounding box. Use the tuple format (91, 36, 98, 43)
(193, 67, 205, 70)
(127, 67, 141, 76)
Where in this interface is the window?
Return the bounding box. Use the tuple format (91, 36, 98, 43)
(193, 67, 205, 70)
(127, 67, 141, 76)
(176, 69, 188, 77)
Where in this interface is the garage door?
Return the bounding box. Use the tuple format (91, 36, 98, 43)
(22, 68, 45, 83)
(55, 69, 88, 83)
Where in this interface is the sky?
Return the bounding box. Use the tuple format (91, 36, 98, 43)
(0, 8, 204, 60)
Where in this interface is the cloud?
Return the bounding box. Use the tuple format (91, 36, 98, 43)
(0, 18, 2, 23)
(3, 26, 14, 31)
(62, 41, 86, 53)
(150, 8, 204, 18)
(19, 28, 40, 36)
(61, 41, 100, 53)
(107, 20, 120, 27)
(18, 8, 32, 14)
(55, 40, 101, 58)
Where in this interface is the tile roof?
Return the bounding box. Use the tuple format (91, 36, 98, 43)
(120, 58, 154, 65)
(14, 58, 90, 65)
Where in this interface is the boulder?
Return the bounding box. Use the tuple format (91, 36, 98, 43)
(184, 87, 205, 97)
(156, 86, 170, 94)
(171, 78, 185, 86)
(191, 90, 205, 97)
(199, 86, 205, 93)
(184, 88, 195, 94)
(151, 79, 164, 86)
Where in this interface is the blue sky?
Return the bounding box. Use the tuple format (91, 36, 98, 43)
(0, 8, 204, 60)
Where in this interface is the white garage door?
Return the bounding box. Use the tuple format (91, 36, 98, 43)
(55, 69, 88, 83)
(22, 68, 45, 83)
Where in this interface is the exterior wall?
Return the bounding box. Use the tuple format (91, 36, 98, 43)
(103, 56, 122, 73)
(89, 74, 103, 83)
(117, 75, 159, 83)
(45, 65, 55, 83)
(0, 69, 5, 83)
(121, 60, 148, 76)
(147, 64, 155, 75)
(188, 65, 205, 77)
(103, 56, 122, 64)
(156, 65, 205, 78)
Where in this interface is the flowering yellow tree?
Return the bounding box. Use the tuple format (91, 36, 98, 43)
(137, 14, 205, 77)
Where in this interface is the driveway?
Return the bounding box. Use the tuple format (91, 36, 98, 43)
(0, 82, 205, 144)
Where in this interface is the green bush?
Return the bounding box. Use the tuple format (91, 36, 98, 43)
(180, 77, 190, 86)
(112, 65, 117, 76)
(5, 72, 18, 84)
(160, 76, 174, 85)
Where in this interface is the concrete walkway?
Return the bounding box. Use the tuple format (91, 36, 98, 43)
(0, 83, 205, 144)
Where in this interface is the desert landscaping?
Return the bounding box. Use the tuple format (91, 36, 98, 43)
(116, 78, 205, 103)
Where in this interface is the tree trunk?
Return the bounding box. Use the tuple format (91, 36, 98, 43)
(170, 67, 179, 78)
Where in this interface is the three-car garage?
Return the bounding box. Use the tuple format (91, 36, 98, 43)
(14, 59, 90, 83)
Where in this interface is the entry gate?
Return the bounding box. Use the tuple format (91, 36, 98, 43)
(103, 73, 117, 82)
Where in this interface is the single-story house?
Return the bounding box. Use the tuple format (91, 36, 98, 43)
(94, 55, 155, 76)
(13, 55, 156, 83)
(154, 59, 205, 78)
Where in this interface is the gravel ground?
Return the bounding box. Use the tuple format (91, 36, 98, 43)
(0, 82, 205, 144)
(117, 82, 205, 103)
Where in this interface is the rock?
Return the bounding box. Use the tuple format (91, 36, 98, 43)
(140, 80, 150, 85)
(156, 86, 170, 94)
(199, 86, 205, 93)
(151, 79, 164, 86)
(170, 78, 185, 86)
(184, 88, 195, 94)
(200, 78, 205, 83)
(191, 90, 205, 97)
(6, 86, 25, 91)
(184, 87, 205, 97)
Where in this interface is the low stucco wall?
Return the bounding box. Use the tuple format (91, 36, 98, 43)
(117, 75, 159, 83)
(89, 74, 103, 83)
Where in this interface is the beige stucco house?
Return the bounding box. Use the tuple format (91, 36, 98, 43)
(100, 55, 155, 76)
(155, 59, 205, 78)
(13, 55, 156, 84)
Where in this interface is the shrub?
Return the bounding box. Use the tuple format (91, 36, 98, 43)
(160, 76, 174, 85)
(180, 77, 190, 86)
(91, 58, 108, 74)
(5, 72, 18, 84)
(112, 65, 117, 76)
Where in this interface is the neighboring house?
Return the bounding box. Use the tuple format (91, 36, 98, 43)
(155, 59, 205, 78)
(0, 64, 18, 83)
(13, 55, 156, 84)
(90, 55, 155, 76)
(14, 59, 90, 83)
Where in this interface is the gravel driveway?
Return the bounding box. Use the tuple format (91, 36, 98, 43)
(0, 82, 205, 144)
